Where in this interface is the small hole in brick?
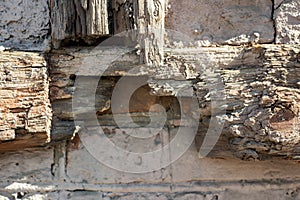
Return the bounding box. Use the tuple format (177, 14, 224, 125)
(15, 163, 19, 166)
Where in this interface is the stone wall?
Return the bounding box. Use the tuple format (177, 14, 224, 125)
(0, 0, 300, 199)
(166, 0, 274, 44)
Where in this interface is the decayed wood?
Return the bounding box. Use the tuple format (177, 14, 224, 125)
(167, 45, 300, 159)
(51, 0, 109, 47)
(136, 0, 165, 66)
(0, 51, 52, 151)
(112, 0, 135, 33)
(48, 47, 140, 141)
(48, 45, 300, 159)
(112, 0, 165, 67)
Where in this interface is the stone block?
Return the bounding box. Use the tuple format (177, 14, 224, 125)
(0, 0, 50, 51)
(66, 131, 172, 184)
(275, 0, 300, 44)
(0, 148, 53, 182)
(166, 0, 274, 45)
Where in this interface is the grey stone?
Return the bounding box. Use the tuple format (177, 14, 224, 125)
(173, 193, 219, 200)
(166, 0, 274, 45)
(274, 0, 285, 9)
(22, 194, 47, 200)
(0, 194, 10, 200)
(0, 0, 50, 51)
(112, 193, 169, 200)
(59, 191, 103, 200)
(0, 148, 53, 182)
(223, 189, 299, 200)
(275, 0, 300, 44)
(66, 138, 172, 184)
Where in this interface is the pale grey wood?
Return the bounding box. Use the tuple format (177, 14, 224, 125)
(51, 0, 110, 48)
(136, 0, 165, 66)
(112, 0, 135, 33)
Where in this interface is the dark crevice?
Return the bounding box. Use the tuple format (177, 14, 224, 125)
(275, 0, 286, 10)
(271, 0, 277, 44)
(107, 0, 114, 35)
(59, 36, 110, 47)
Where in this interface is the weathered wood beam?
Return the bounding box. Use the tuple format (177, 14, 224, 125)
(112, 0, 135, 33)
(136, 0, 165, 66)
(48, 45, 300, 159)
(0, 51, 52, 151)
(112, 0, 165, 66)
(51, 0, 110, 47)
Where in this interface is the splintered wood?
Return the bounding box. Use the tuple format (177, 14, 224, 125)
(49, 45, 300, 159)
(51, 0, 109, 47)
(1, 0, 300, 160)
(0, 52, 51, 151)
(136, 0, 165, 66)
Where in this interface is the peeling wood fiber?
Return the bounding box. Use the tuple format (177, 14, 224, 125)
(0, 51, 52, 151)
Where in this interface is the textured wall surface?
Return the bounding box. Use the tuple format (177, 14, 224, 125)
(166, 0, 274, 45)
(0, 0, 300, 199)
(1, 143, 300, 199)
(275, 0, 300, 44)
(0, 51, 51, 150)
(0, 0, 50, 51)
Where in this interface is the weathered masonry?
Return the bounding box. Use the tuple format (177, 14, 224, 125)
(1, 0, 300, 199)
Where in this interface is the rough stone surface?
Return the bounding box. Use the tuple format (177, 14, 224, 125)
(2, 189, 300, 200)
(0, 51, 52, 150)
(166, 0, 274, 45)
(222, 189, 300, 200)
(48, 47, 141, 141)
(171, 145, 300, 182)
(0, 148, 53, 182)
(275, 0, 285, 9)
(0, 143, 300, 199)
(66, 139, 172, 184)
(58, 191, 103, 200)
(275, 0, 300, 44)
(0, 0, 50, 51)
(44, 43, 300, 200)
(1, 1, 300, 199)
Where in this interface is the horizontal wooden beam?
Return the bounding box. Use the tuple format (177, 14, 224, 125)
(48, 44, 300, 159)
(0, 51, 52, 151)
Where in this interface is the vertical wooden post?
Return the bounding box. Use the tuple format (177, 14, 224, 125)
(51, 0, 109, 47)
(136, 0, 165, 66)
(90, 0, 165, 66)
(112, 0, 136, 34)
